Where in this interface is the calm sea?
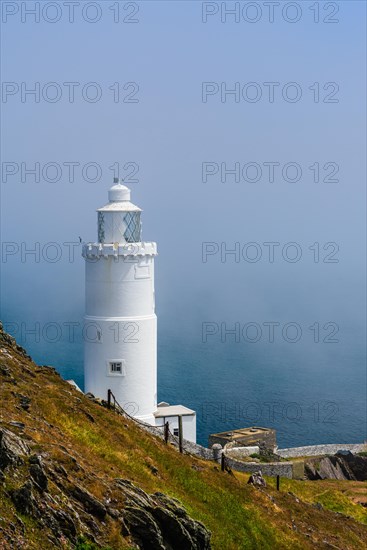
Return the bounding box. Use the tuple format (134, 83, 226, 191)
(5, 318, 365, 449)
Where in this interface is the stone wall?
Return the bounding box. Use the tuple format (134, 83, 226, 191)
(139, 419, 215, 460)
(181, 440, 215, 460)
(224, 457, 295, 479)
(277, 443, 366, 459)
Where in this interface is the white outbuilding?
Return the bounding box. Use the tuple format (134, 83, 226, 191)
(82, 180, 196, 442)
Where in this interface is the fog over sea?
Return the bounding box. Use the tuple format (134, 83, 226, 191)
(1, 3, 366, 448)
(2, 303, 365, 448)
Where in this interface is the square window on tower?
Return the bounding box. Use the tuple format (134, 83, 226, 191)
(108, 361, 126, 376)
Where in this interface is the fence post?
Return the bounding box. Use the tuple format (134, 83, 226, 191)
(164, 421, 169, 444)
(276, 475, 280, 491)
(221, 453, 225, 472)
(107, 389, 111, 410)
(178, 415, 183, 454)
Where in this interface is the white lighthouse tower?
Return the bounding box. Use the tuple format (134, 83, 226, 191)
(82, 179, 157, 423)
(82, 179, 196, 442)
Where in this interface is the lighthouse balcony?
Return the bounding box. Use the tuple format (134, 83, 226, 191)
(82, 242, 157, 259)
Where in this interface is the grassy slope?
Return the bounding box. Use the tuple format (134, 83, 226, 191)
(0, 336, 366, 549)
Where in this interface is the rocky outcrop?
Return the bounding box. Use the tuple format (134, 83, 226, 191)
(337, 451, 367, 481)
(10, 480, 38, 516)
(70, 485, 107, 519)
(0, 428, 30, 470)
(305, 452, 367, 481)
(46, 507, 78, 540)
(29, 455, 48, 492)
(116, 480, 211, 549)
(247, 471, 266, 487)
(0, 424, 211, 549)
(0, 321, 31, 360)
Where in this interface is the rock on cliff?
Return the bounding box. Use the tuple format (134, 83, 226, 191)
(305, 452, 367, 481)
(0, 425, 211, 549)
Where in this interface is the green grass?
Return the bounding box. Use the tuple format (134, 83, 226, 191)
(279, 478, 367, 525)
(75, 536, 113, 550)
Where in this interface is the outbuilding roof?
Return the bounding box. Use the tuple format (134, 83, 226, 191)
(154, 404, 196, 418)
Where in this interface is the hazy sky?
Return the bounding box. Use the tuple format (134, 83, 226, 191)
(1, 2, 366, 408)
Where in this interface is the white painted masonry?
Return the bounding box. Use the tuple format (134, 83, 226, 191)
(82, 180, 197, 442)
(83, 181, 157, 424)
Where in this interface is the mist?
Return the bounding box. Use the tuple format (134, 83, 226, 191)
(1, 2, 365, 446)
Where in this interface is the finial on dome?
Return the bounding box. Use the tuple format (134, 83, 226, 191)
(109, 178, 131, 202)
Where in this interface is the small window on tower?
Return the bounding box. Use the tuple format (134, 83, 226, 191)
(110, 362, 122, 373)
(108, 361, 126, 376)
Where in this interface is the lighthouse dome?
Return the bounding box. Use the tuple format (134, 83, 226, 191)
(109, 178, 131, 202)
